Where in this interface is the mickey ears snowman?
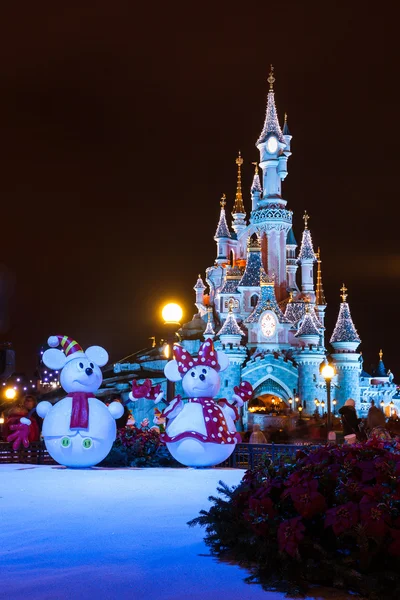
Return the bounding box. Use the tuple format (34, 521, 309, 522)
(42, 335, 108, 370)
(164, 339, 229, 381)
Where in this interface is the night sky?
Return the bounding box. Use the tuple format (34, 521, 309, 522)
(0, 2, 399, 377)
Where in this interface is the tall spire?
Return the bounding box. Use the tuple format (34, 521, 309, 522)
(218, 303, 245, 337)
(315, 248, 326, 305)
(232, 151, 245, 214)
(214, 194, 231, 239)
(330, 285, 361, 344)
(297, 211, 317, 262)
(256, 65, 285, 145)
(238, 235, 262, 287)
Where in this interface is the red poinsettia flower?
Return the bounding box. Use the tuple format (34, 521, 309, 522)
(248, 494, 277, 519)
(325, 502, 359, 536)
(286, 478, 326, 518)
(277, 516, 305, 557)
(388, 529, 400, 556)
(360, 495, 388, 537)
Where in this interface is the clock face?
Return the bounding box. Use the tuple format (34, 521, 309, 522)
(261, 312, 276, 338)
(267, 136, 278, 154)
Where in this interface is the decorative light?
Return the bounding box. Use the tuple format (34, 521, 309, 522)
(321, 364, 335, 380)
(295, 397, 299, 404)
(0, 413, 4, 424)
(162, 303, 183, 324)
(298, 405, 303, 412)
(5, 388, 16, 400)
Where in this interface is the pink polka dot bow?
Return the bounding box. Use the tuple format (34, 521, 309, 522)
(173, 339, 221, 374)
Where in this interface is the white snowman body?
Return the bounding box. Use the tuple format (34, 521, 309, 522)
(38, 338, 123, 468)
(163, 347, 240, 468)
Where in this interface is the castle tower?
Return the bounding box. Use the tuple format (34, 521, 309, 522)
(330, 284, 361, 407)
(251, 66, 292, 302)
(214, 194, 231, 265)
(297, 211, 317, 300)
(293, 300, 325, 406)
(237, 234, 262, 316)
(231, 152, 247, 244)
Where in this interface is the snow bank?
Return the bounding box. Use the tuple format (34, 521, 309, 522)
(0, 465, 286, 600)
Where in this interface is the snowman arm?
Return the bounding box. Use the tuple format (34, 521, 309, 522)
(231, 394, 244, 408)
(162, 395, 183, 420)
(154, 391, 164, 404)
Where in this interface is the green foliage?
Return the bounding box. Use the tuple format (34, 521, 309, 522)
(189, 440, 400, 599)
(99, 425, 181, 468)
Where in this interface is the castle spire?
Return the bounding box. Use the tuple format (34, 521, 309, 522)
(315, 248, 326, 305)
(256, 65, 285, 145)
(330, 285, 361, 345)
(374, 349, 387, 377)
(214, 194, 231, 239)
(282, 112, 291, 136)
(204, 307, 216, 340)
(297, 211, 317, 262)
(232, 151, 245, 214)
(250, 162, 262, 193)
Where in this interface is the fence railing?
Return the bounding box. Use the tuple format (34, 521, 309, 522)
(221, 442, 316, 469)
(0, 441, 56, 465)
(0, 441, 315, 469)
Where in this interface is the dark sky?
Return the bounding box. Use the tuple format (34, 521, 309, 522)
(0, 2, 399, 377)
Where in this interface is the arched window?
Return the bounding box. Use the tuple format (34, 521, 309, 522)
(224, 297, 239, 310)
(250, 294, 259, 308)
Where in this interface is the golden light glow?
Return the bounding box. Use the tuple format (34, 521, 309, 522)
(321, 364, 335, 380)
(162, 303, 183, 324)
(0, 414, 4, 424)
(5, 388, 17, 400)
(163, 343, 170, 358)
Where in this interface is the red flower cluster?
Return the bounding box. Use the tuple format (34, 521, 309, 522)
(234, 438, 400, 559)
(116, 424, 162, 459)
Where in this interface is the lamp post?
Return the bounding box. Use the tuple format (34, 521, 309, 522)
(298, 404, 303, 420)
(320, 363, 335, 431)
(288, 398, 293, 413)
(162, 303, 183, 403)
(333, 399, 337, 415)
(380, 399, 385, 412)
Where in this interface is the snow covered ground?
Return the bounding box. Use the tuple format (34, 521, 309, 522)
(0, 465, 355, 600)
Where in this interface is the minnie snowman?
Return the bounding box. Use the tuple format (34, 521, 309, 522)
(130, 339, 253, 467)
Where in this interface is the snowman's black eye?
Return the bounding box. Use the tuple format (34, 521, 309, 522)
(79, 362, 84, 369)
(191, 372, 196, 377)
(202, 368, 207, 374)
(89, 363, 94, 369)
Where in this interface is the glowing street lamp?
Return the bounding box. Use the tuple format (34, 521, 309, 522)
(162, 302, 183, 402)
(380, 399, 385, 412)
(288, 398, 293, 412)
(321, 363, 335, 431)
(5, 387, 16, 400)
(333, 399, 337, 415)
(298, 405, 303, 420)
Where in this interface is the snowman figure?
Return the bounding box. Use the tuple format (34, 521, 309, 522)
(10, 335, 123, 468)
(133, 340, 252, 468)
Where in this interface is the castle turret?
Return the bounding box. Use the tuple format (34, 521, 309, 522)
(250, 162, 262, 211)
(203, 307, 216, 341)
(214, 194, 231, 264)
(218, 302, 245, 346)
(330, 284, 361, 407)
(286, 227, 299, 292)
(231, 152, 247, 238)
(295, 304, 321, 348)
(297, 211, 317, 299)
(193, 274, 206, 306)
(237, 234, 262, 315)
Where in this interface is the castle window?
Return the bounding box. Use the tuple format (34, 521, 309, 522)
(250, 294, 259, 308)
(225, 380, 229, 387)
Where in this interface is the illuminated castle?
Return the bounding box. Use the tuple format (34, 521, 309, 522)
(191, 67, 399, 428)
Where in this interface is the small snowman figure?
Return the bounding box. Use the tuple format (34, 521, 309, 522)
(9, 335, 124, 468)
(147, 340, 252, 467)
